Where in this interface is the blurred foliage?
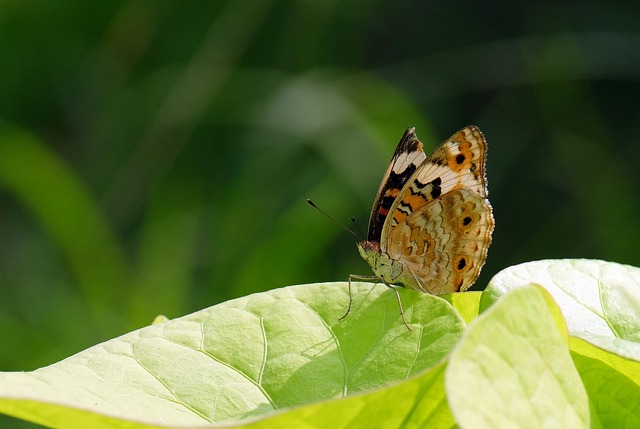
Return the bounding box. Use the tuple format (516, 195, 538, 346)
(0, 0, 639, 385)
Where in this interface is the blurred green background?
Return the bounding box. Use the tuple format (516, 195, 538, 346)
(1, 0, 639, 377)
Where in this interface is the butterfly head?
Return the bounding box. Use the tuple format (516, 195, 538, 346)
(356, 240, 379, 265)
(357, 240, 405, 285)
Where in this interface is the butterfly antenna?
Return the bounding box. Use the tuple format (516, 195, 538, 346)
(350, 217, 366, 241)
(307, 199, 359, 238)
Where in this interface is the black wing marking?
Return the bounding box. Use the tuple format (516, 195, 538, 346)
(367, 127, 427, 241)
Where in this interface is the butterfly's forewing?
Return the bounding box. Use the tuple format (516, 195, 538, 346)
(382, 126, 489, 237)
(366, 128, 427, 242)
(385, 188, 494, 294)
(413, 126, 488, 197)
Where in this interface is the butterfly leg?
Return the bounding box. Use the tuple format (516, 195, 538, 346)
(408, 266, 428, 294)
(386, 283, 412, 332)
(341, 274, 379, 321)
(343, 275, 412, 331)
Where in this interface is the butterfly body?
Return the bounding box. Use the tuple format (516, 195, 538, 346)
(359, 126, 494, 295)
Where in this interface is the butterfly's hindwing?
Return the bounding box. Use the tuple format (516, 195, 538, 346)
(385, 188, 494, 294)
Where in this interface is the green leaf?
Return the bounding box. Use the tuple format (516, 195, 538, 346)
(447, 285, 590, 429)
(570, 337, 640, 428)
(440, 291, 482, 324)
(0, 282, 465, 428)
(482, 259, 640, 361)
(599, 271, 640, 342)
(241, 361, 454, 429)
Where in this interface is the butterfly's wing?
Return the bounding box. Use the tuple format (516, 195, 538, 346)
(382, 126, 489, 236)
(366, 128, 427, 242)
(380, 125, 494, 293)
(385, 188, 494, 293)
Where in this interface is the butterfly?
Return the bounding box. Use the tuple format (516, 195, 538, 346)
(346, 126, 495, 328)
